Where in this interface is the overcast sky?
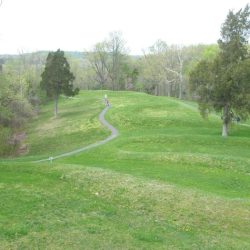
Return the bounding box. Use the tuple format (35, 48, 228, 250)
(0, 0, 249, 55)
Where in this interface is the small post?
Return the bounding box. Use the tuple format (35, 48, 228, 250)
(49, 156, 53, 163)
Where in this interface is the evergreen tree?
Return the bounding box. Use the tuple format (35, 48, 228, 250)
(41, 49, 79, 116)
(189, 5, 250, 137)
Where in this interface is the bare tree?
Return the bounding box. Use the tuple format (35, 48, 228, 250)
(143, 41, 182, 97)
(161, 45, 184, 99)
(106, 31, 127, 90)
(87, 31, 128, 90)
(87, 42, 109, 89)
(141, 42, 221, 98)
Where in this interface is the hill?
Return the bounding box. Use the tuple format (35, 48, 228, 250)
(0, 91, 250, 249)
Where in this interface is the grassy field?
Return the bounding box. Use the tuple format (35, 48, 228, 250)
(20, 92, 109, 161)
(1, 91, 250, 249)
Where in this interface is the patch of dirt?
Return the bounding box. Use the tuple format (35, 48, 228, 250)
(9, 132, 29, 156)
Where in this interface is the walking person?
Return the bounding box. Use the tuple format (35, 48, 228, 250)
(104, 94, 110, 106)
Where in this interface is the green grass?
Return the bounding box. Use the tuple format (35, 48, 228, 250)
(24, 92, 109, 160)
(63, 92, 250, 198)
(1, 91, 250, 249)
(1, 162, 249, 249)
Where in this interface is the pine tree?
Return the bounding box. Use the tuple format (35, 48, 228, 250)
(189, 5, 250, 137)
(41, 49, 79, 116)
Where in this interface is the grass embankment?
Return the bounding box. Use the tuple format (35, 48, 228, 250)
(23, 92, 109, 160)
(1, 91, 250, 249)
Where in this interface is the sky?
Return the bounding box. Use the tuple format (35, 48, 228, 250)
(0, 0, 249, 55)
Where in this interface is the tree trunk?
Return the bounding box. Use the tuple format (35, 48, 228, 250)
(178, 66, 183, 99)
(178, 50, 183, 99)
(222, 122, 228, 137)
(167, 83, 170, 97)
(54, 95, 58, 117)
(222, 104, 229, 137)
(154, 85, 158, 96)
(179, 75, 183, 99)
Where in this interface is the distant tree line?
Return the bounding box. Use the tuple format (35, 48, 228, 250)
(0, 36, 219, 102)
(81, 32, 219, 98)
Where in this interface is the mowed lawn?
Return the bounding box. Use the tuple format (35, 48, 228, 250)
(0, 91, 250, 249)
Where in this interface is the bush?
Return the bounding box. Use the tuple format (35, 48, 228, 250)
(0, 126, 16, 156)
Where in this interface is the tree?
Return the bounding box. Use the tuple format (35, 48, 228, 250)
(106, 31, 128, 90)
(141, 42, 167, 95)
(142, 41, 185, 97)
(0, 66, 34, 127)
(87, 42, 109, 89)
(87, 32, 130, 91)
(189, 5, 250, 136)
(40, 49, 79, 117)
(122, 61, 139, 90)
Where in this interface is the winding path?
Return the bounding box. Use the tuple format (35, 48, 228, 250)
(35, 106, 118, 163)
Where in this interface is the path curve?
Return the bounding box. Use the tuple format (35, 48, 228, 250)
(35, 106, 118, 163)
(240, 123, 250, 127)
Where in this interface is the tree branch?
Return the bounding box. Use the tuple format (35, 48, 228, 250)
(163, 66, 180, 76)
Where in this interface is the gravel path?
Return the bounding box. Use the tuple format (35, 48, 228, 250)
(35, 106, 118, 163)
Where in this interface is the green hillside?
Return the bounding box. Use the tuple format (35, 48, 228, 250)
(1, 91, 250, 249)
(24, 92, 109, 160)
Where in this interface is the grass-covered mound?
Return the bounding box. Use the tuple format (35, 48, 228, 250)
(1, 91, 250, 249)
(65, 91, 250, 198)
(24, 92, 110, 160)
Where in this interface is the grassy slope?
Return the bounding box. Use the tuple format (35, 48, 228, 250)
(23, 91, 109, 160)
(64, 91, 250, 198)
(1, 91, 250, 249)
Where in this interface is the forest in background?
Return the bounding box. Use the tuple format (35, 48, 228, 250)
(0, 33, 220, 98)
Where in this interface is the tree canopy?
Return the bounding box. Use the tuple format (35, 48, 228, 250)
(40, 49, 79, 116)
(189, 4, 250, 137)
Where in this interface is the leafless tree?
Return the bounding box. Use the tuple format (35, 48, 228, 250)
(88, 32, 128, 90)
(106, 31, 128, 90)
(87, 42, 109, 89)
(143, 41, 183, 97)
(161, 45, 184, 99)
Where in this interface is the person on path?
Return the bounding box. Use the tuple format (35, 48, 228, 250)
(104, 94, 110, 106)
